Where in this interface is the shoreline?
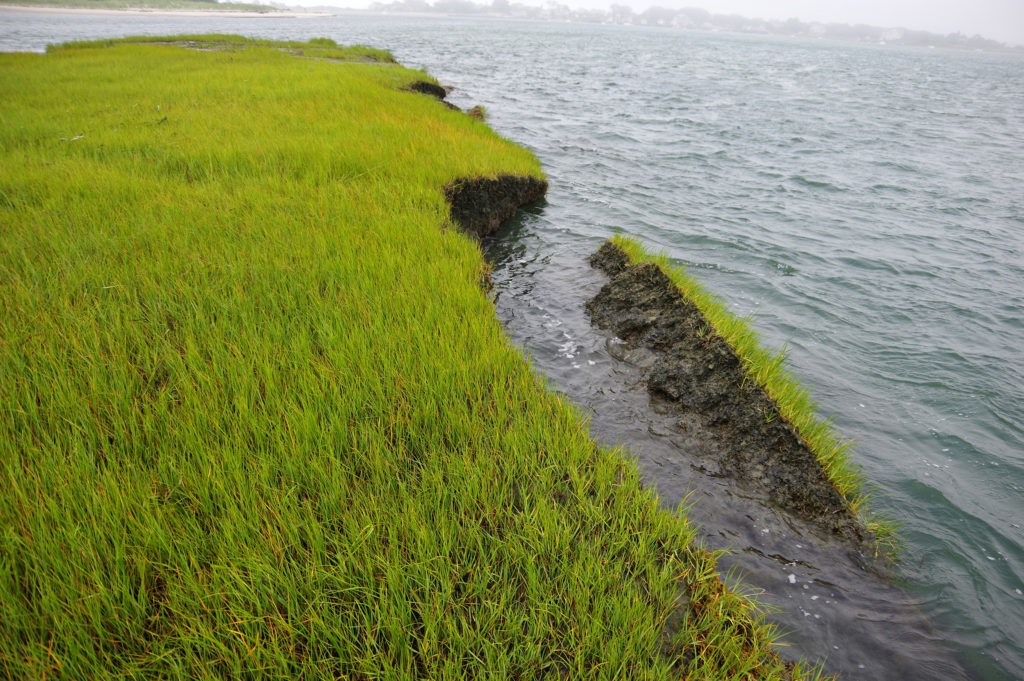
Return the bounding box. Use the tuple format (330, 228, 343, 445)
(486, 230, 966, 679)
(0, 35, 817, 680)
(0, 4, 330, 17)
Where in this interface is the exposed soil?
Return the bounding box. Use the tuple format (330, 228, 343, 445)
(408, 79, 450, 100)
(444, 175, 548, 238)
(585, 240, 870, 547)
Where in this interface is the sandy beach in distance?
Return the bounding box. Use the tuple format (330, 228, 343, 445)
(0, 4, 330, 17)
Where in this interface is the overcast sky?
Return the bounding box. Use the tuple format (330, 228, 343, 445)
(630, 0, 1024, 45)
(303, 0, 1024, 46)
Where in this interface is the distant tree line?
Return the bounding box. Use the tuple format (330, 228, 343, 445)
(368, 0, 1016, 51)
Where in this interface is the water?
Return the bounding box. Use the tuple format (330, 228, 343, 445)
(3, 11, 1023, 680)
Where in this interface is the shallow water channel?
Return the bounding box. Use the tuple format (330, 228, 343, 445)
(484, 210, 970, 681)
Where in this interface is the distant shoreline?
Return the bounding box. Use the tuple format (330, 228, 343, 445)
(0, 4, 329, 17)
(7, 4, 1018, 52)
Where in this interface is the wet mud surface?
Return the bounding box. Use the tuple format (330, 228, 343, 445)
(586, 241, 870, 549)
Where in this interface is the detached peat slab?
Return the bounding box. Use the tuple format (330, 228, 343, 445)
(408, 79, 449, 100)
(586, 240, 866, 544)
(407, 80, 461, 111)
(444, 175, 548, 238)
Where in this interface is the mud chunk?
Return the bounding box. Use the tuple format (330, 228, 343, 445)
(444, 175, 548, 238)
(408, 80, 449, 100)
(585, 241, 868, 545)
(588, 239, 631, 276)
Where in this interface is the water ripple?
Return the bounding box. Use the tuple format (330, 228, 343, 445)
(4, 12, 1023, 681)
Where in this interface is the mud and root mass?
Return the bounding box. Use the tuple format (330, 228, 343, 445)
(586, 240, 869, 546)
(444, 175, 548, 238)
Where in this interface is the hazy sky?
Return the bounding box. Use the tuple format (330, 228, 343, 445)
(631, 1, 1024, 45)
(304, 0, 1024, 46)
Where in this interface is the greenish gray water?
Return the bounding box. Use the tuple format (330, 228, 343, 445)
(3, 12, 1022, 680)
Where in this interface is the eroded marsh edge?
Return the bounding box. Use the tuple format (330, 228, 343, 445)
(0, 35, 827, 680)
(586, 239, 891, 562)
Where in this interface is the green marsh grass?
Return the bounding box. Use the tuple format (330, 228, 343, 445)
(2, 37, 827, 678)
(607, 235, 898, 554)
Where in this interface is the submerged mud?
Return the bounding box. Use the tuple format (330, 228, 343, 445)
(586, 241, 871, 549)
(444, 175, 548, 238)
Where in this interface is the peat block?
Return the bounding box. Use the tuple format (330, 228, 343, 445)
(586, 241, 867, 544)
(444, 175, 548, 238)
(408, 80, 449, 100)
